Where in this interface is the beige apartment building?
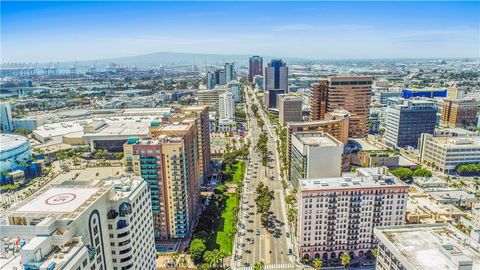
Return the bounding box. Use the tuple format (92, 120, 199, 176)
(298, 167, 408, 262)
(124, 122, 200, 241)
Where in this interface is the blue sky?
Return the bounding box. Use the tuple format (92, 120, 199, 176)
(1, 1, 479, 62)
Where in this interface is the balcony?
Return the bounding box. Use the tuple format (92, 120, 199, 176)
(117, 231, 130, 238)
(140, 157, 157, 161)
(108, 209, 119, 219)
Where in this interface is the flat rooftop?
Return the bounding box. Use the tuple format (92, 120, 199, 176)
(375, 224, 480, 270)
(407, 194, 463, 217)
(431, 136, 480, 148)
(293, 132, 341, 147)
(86, 121, 150, 137)
(13, 187, 100, 214)
(300, 167, 406, 191)
(159, 124, 190, 131)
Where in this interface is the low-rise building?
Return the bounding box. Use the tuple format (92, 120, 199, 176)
(198, 89, 225, 112)
(419, 134, 480, 173)
(374, 224, 480, 270)
(424, 188, 478, 209)
(406, 193, 465, 224)
(298, 167, 409, 262)
(0, 176, 156, 270)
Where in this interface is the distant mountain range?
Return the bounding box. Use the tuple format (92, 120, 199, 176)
(63, 51, 313, 68)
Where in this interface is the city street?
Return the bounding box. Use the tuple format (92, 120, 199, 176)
(232, 87, 296, 269)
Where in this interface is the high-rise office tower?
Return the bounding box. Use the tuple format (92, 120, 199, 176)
(224, 62, 235, 82)
(327, 76, 372, 138)
(0, 176, 157, 270)
(385, 100, 437, 148)
(278, 94, 303, 126)
(0, 103, 13, 132)
(124, 122, 200, 240)
(248, 56, 263, 82)
(441, 98, 478, 129)
(219, 91, 235, 121)
(309, 81, 328, 121)
(298, 167, 408, 262)
(229, 80, 241, 102)
(206, 71, 216, 89)
(215, 69, 226, 85)
(264, 59, 288, 109)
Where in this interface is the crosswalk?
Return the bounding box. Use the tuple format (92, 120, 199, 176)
(237, 263, 297, 270)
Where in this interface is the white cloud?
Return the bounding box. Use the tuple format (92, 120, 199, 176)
(274, 23, 374, 32)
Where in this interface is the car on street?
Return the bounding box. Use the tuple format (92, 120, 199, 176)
(250, 239, 254, 244)
(255, 229, 260, 235)
(288, 249, 292, 255)
(363, 261, 375, 266)
(286, 232, 290, 238)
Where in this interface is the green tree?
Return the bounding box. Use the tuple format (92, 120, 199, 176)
(391, 168, 413, 181)
(203, 250, 217, 268)
(371, 248, 379, 258)
(255, 182, 274, 226)
(189, 238, 206, 263)
(413, 168, 432, 178)
(254, 261, 265, 270)
(171, 252, 179, 268)
(312, 258, 323, 270)
(340, 252, 351, 268)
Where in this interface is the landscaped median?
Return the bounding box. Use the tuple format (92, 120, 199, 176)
(188, 158, 245, 268)
(207, 193, 239, 252)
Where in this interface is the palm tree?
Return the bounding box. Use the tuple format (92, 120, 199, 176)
(171, 252, 179, 268)
(254, 261, 265, 270)
(218, 250, 229, 268)
(312, 258, 323, 270)
(474, 180, 480, 193)
(203, 249, 220, 269)
(340, 252, 351, 268)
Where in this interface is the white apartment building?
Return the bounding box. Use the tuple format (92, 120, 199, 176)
(289, 131, 343, 188)
(298, 167, 409, 262)
(218, 91, 235, 121)
(374, 224, 480, 270)
(0, 176, 156, 270)
(419, 133, 480, 173)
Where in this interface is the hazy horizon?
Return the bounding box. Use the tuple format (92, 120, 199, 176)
(2, 1, 479, 63)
